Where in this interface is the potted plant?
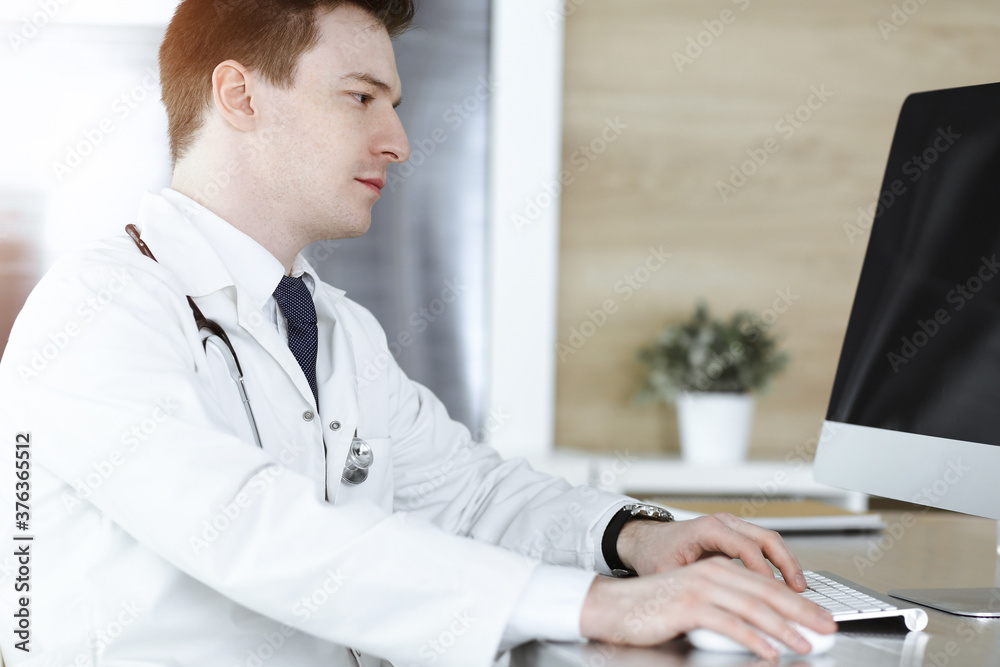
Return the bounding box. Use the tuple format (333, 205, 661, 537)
(636, 302, 789, 464)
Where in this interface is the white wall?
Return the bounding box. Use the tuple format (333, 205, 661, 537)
(485, 0, 566, 464)
(0, 0, 178, 26)
(0, 9, 174, 265)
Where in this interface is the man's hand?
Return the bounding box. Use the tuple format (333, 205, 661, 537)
(617, 512, 808, 592)
(580, 557, 836, 661)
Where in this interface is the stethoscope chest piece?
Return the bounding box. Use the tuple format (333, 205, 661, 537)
(341, 437, 374, 485)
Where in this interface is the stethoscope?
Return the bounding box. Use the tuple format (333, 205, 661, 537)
(126, 224, 374, 485)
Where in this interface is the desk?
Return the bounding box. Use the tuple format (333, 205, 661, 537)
(512, 512, 1000, 666)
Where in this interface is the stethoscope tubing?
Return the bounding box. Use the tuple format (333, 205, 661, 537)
(125, 224, 373, 485)
(202, 332, 263, 449)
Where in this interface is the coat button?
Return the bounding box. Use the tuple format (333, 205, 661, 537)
(330, 421, 341, 431)
(302, 411, 314, 422)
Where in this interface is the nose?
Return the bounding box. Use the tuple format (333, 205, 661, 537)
(379, 108, 410, 164)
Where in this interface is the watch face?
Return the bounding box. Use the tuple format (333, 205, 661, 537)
(628, 504, 674, 521)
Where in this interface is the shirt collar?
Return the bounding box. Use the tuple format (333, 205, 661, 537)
(158, 189, 329, 308)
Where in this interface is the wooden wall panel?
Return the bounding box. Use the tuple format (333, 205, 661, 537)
(555, 0, 1000, 456)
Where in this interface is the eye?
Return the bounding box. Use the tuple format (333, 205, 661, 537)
(351, 92, 372, 105)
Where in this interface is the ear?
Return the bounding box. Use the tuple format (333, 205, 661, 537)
(211, 59, 257, 132)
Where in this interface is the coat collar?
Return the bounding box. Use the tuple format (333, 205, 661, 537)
(135, 189, 348, 410)
(135, 189, 345, 305)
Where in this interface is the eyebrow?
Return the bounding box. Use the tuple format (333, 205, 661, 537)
(340, 72, 403, 108)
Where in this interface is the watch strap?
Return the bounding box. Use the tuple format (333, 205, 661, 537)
(602, 507, 637, 576)
(601, 503, 675, 577)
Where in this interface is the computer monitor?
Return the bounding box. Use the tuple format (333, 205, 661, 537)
(814, 80, 1000, 616)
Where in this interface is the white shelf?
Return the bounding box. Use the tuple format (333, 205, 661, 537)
(531, 449, 868, 512)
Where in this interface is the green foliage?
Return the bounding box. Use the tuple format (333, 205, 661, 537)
(636, 301, 789, 403)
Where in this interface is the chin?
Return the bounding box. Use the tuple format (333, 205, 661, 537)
(316, 214, 372, 241)
(343, 215, 373, 238)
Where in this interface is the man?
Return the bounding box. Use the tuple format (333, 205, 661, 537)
(0, 0, 834, 664)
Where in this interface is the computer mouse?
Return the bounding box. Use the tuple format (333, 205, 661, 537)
(688, 623, 835, 656)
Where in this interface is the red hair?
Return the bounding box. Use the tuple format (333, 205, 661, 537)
(158, 0, 415, 164)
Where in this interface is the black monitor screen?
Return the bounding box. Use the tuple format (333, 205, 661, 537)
(826, 81, 1000, 447)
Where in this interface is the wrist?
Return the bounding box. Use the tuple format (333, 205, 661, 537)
(601, 503, 675, 577)
(580, 576, 620, 642)
(616, 519, 646, 574)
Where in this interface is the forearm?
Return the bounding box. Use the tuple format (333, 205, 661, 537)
(390, 381, 630, 566)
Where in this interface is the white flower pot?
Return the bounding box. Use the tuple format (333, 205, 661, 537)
(675, 392, 755, 465)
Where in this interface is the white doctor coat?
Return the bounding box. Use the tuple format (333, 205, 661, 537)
(0, 191, 628, 666)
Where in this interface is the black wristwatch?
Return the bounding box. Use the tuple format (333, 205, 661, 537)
(601, 503, 675, 577)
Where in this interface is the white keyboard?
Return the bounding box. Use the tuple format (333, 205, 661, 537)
(779, 570, 928, 631)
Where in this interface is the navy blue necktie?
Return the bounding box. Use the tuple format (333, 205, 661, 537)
(273, 275, 319, 406)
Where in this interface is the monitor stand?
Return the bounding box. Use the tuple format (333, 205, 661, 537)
(887, 521, 1000, 617)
